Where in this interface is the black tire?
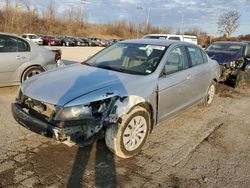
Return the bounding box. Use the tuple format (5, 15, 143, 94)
(21, 66, 44, 83)
(235, 70, 247, 88)
(105, 106, 151, 158)
(204, 81, 217, 106)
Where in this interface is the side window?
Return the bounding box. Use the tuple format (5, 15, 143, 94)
(187, 46, 205, 66)
(0, 35, 18, 53)
(165, 46, 189, 75)
(247, 46, 250, 56)
(18, 39, 29, 52)
(168, 37, 181, 41)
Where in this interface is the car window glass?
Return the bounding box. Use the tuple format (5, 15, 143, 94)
(165, 46, 189, 75)
(86, 43, 166, 75)
(201, 51, 208, 63)
(168, 37, 181, 41)
(18, 39, 29, 52)
(246, 46, 250, 56)
(187, 46, 204, 66)
(0, 35, 18, 53)
(95, 46, 123, 62)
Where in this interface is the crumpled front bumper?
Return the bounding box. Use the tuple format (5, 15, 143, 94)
(11, 103, 57, 138)
(11, 102, 102, 142)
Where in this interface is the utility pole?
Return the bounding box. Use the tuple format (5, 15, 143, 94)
(180, 14, 184, 34)
(146, 7, 151, 31)
(80, 0, 86, 24)
(136, 5, 143, 38)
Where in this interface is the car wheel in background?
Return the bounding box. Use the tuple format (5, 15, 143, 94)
(105, 106, 151, 158)
(235, 70, 248, 88)
(204, 81, 217, 106)
(21, 66, 44, 83)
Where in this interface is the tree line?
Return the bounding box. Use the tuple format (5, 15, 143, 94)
(0, 1, 249, 45)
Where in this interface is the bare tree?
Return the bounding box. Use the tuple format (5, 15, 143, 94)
(217, 10, 240, 37)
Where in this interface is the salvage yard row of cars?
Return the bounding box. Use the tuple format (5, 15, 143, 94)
(1, 32, 250, 158)
(21, 33, 118, 47)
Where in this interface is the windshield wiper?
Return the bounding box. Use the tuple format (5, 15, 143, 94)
(82, 62, 93, 67)
(97, 65, 147, 75)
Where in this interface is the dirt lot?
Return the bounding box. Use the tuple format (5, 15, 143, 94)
(0, 47, 250, 188)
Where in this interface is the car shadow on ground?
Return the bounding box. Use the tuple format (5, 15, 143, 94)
(67, 139, 117, 187)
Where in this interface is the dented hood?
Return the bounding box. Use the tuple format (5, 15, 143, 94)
(21, 64, 141, 106)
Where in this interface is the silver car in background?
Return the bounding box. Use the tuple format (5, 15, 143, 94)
(0, 32, 62, 87)
(12, 39, 220, 158)
(21, 33, 43, 45)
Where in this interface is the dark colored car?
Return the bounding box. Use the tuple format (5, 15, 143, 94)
(60, 37, 76, 46)
(206, 41, 250, 87)
(81, 38, 99, 46)
(69, 37, 87, 46)
(42, 36, 61, 46)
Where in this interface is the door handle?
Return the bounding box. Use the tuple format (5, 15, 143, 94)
(16, 56, 26, 60)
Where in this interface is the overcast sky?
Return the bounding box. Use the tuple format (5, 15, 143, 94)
(5, 0, 250, 36)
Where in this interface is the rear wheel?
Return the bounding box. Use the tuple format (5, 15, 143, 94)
(105, 106, 151, 158)
(21, 66, 44, 83)
(235, 70, 247, 88)
(204, 81, 216, 106)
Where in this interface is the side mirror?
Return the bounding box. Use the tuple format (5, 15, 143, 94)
(159, 67, 167, 78)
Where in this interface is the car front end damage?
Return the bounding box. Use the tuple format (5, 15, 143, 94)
(11, 88, 145, 144)
(219, 58, 246, 82)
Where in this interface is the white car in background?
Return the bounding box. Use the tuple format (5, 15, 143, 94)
(21, 33, 43, 45)
(0, 32, 62, 87)
(143, 34, 198, 45)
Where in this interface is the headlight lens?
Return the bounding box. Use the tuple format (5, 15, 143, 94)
(229, 61, 236, 68)
(54, 104, 92, 121)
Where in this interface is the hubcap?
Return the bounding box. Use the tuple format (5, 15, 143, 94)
(122, 116, 147, 151)
(207, 85, 215, 104)
(26, 69, 42, 80)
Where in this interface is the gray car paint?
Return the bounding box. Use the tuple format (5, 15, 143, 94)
(20, 39, 220, 128)
(0, 32, 58, 87)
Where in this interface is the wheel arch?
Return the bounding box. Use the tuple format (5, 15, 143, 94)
(20, 65, 45, 83)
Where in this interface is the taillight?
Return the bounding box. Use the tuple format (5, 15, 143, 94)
(55, 50, 62, 61)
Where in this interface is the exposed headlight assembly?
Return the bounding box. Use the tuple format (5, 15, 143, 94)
(54, 98, 113, 121)
(229, 61, 236, 68)
(54, 104, 92, 121)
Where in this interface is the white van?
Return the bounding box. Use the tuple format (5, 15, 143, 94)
(143, 34, 198, 45)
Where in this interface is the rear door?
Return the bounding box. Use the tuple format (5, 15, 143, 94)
(0, 34, 30, 85)
(157, 46, 193, 122)
(185, 45, 211, 103)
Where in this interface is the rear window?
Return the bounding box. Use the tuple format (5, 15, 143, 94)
(0, 35, 30, 52)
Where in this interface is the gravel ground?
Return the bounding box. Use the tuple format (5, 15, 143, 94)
(0, 47, 250, 187)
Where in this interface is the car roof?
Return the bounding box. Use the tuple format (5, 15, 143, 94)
(22, 33, 37, 35)
(119, 39, 193, 47)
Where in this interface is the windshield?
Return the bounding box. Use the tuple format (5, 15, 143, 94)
(30, 35, 39, 39)
(207, 43, 244, 54)
(84, 43, 167, 75)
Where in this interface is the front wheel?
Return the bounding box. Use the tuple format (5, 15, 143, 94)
(21, 66, 44, 83)
(204, 81, 216, 106)
(105, 106, 151, 158)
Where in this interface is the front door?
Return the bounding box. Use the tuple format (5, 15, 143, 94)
(157, 46, 192, 123)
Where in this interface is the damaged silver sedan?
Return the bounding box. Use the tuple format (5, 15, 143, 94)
(12, 39, 220, 158)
